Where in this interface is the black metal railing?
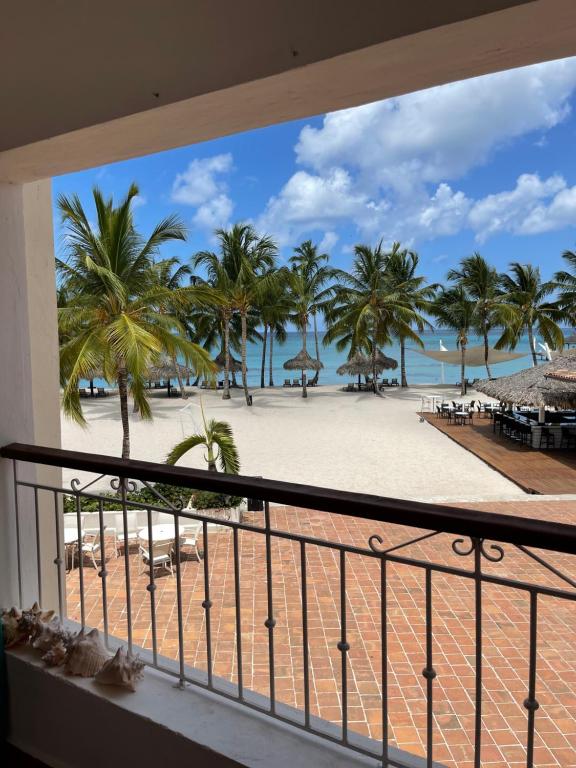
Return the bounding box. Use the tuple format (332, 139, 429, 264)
(2, 442, 576, 768)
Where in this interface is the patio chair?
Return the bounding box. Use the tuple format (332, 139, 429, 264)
(561, 427, 576, 449)
(292, 379, 301, 387)
(283, 379, 291, 387)
(381, 378, 389, 388)
(390, 378, 399, 387)
(139, 538, 175, 576)
(180, 522, 202, 560)
(81, 528, 105, 568)
(97, 387, 106, 397)
(116, 511, 139, 552)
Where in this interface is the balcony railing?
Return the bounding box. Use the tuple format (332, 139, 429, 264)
(2, 442, 576, 768)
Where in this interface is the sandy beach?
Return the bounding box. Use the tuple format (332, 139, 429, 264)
(61, 384, 527, 502)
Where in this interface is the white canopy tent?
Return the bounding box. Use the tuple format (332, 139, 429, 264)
(412, 345, 527, 366)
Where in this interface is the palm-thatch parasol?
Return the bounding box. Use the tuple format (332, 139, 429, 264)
(474, 350, 576, 409)
(283, 349, 323, 397)
(337, 350, 397, 387)
(375, 349, 398, 371)
(147, 357, 194, 397)
(213, 350, 243, 373)
(565, 332, 576, 348)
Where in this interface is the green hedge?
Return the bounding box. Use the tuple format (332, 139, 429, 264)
(63, 483, 242, 513)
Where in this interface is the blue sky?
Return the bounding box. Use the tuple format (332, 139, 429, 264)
(53, 56, 576, 285)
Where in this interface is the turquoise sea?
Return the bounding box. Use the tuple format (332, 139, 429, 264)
(80, 329, 564, 389)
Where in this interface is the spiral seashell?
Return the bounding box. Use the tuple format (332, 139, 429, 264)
(95, 646, 145, 692)
(65, 628, 110, 677)
(2, 607, 24, 648)
(32, 618, 72, 653)
(18, 603, 56, 644)
(42, 639, 68, 667)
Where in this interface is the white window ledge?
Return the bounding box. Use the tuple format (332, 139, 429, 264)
(6, 642, 444, 768)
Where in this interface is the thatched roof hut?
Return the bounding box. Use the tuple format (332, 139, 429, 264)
(474, 351, 576, 407)
(375, 349, 398, 371)
(283, 349, 323, 371)
(147, 359, 194, 381)
(213, 350, 243, 373)
(337, 350, 397, 378)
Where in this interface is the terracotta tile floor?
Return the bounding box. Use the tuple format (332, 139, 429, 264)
(66, 501, 576, 767)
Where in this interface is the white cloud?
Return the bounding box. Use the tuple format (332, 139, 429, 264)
(257, 57, 576, 247)
(318, 231, 339, 252)
(171, 153, 234, 233)
(132, 194, 147, 209)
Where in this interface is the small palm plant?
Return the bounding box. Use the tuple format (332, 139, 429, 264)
(166, 402, 240, 473)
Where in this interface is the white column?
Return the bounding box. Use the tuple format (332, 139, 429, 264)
(0, 180, 62, 610)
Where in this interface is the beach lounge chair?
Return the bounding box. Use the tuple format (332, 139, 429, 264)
(345, 383, 355, 392)
(283, 379, 291, 387)
(381, 379, 389, 388)
(139, 538, 175, 576)
(97, 387, 106, 397)
(390, 378, 399, 387)
(292, 379, 301, 387)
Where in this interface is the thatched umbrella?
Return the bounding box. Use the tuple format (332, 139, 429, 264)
(283, 349, 323, 398)
(564, 333, 576, 348)
(474, 350, 576, 415)
(147, 358, 194, 397)
(337, 351, 373, 386)
(213, 350, 243, 373)
(375, 349, 398, 371)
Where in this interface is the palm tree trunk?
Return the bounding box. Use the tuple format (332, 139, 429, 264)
(206, 444, 217, 471)
(528, 325, 538, 366)
(118, 367, 130, 460)
(310, 312, 320, 385)
(222, 313, 231, 400)
(171, 353, 186, 399)
(241, 312, 251, 405)
(261, 324, 268, 388)
(301, 318, 308, 399)
(269, 331, 274, 387)
(460, 343, 467, 397)
(483, 327, 492, 378)
(372, 335, 378, 394)
(400, 339, 407, 387)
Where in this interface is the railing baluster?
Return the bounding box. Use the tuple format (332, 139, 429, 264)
(381, 558, 389, 766)
(301, 540, 310, 728)
(33, 487, 42, 606)
(13, 460, 23, 607)
(524, 591, 540, 768)
(53, 490, 64, 617)
(97, 498, 109, 645)
(264, 501, 276, 713)
(233, 527, 243, 700)
(146, 507, 158, 666)
(120, 479, 132, 650)
(338, 549, 350, 744)
(423, 568, 437, 767)
(75, 492, 85, 627)
(473, 539, 483, 768)
(202, 519, 213, 689)
(173, 511, 185, 687)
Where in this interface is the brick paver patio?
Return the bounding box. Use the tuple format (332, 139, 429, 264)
(66, 501, 576, 767)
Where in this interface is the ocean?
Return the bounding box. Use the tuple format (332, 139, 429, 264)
(80, 329, 561, 389)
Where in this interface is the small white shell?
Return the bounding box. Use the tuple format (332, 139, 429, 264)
(42, 639, 68, 667)
(65, 628, 110, 677)
(95, 647, 145, 692)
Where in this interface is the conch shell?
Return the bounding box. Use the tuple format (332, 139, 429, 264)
(32, 617, 72, 654)
(18, 603, 56, 643)
(1, 607, 24, 648)
(95, 646, 145, 692)
(42, 639, 68, 667)
(65, 628, 109, 677)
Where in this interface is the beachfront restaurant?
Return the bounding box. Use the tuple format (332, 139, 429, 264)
(475, 351, 576, 450)
(3, 3, 576, 768)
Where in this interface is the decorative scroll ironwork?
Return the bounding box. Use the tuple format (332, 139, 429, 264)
(452, 536, 505, 562)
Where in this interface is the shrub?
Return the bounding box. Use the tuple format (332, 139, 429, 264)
(63, 483, 242, 513)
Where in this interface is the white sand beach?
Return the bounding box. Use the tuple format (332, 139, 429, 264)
(60, 385, 527, 502)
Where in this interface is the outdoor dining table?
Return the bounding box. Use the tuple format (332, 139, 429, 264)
(138, 524, 177, 543)
(454, 410, 473, 425)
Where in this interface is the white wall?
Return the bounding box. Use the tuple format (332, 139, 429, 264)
(0, 180, 62, 610)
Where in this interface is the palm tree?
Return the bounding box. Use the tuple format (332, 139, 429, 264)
(384, 243, 435, 387)
(196, 224, 277, 405)
(496, 262, 564, 366)
(152, 257, 193, 397)
(447, 253, 505, 378)
(290, 241, 333, 383)
(57, 184, 215, 459)
(258, 279, 289, 388)
(325, 243, 424, 393)
(432, 286, 475, 396)
(166, 402, 239, 473)
(285, 268, 318, 398)
(554, 249, 576, 326)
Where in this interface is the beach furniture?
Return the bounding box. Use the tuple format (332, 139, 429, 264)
(292, 379, 301, 387)
(390, 378, 399, 387)
(381, 379, 389, 388)
(561, 427, 576, 449)
(97, 387, 106, 397)
(139, 538, 175, 576)
(539, 427, 555, 449)
(283, 379, 291, 387)
(180, 522, 202, 560)
(81, 528, 105, 568)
